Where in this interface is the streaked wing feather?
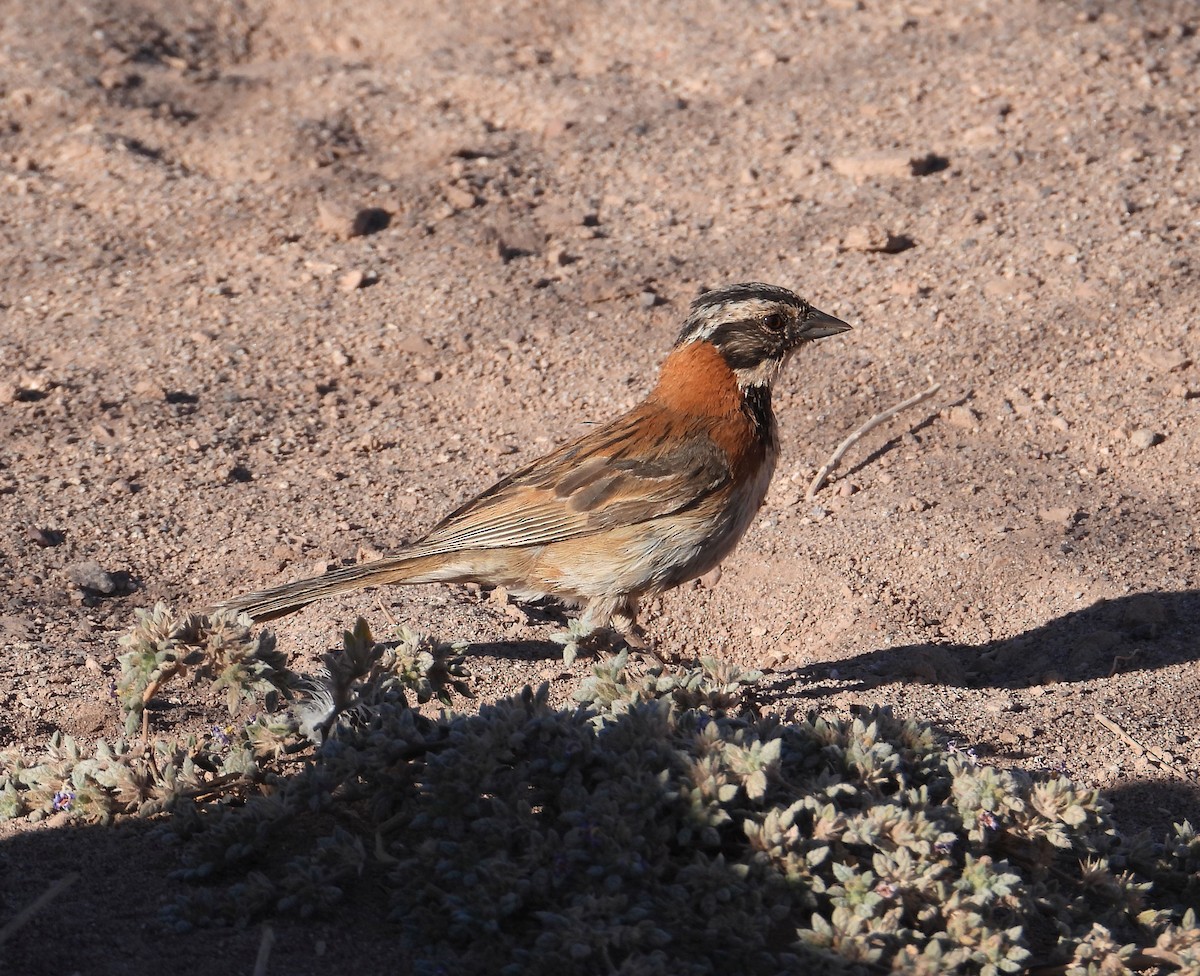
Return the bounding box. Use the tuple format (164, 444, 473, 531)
(412, 411, 728, 555)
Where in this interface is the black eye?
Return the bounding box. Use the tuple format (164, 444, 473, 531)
(763, 312, 785, 332)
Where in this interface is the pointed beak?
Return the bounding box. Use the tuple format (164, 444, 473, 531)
(798, 307, 852, 341)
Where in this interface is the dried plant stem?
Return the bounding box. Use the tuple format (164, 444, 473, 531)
(140, 667, 182, 743)
(1029, 946, 1186, 975)
(0, 872, 79, 946)
(252, 924, 275, 976)
(806, 382, 942, 500)
(1094, 712, 1191, 779)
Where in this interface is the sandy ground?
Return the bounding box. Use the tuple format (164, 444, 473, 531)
(1, 0, 1198, 972)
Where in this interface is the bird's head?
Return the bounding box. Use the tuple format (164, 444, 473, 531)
(674, 282, 850, 389)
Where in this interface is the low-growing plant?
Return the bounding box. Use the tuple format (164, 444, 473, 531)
(1, 606, 1197, 975)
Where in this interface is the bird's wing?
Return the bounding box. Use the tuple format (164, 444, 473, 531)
(409, 407, 730, 555)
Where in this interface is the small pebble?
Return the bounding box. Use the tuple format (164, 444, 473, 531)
(841, 223, 912, 253)
(67, 560, 118, 595)
(947, 405, 979, 429)
(26, 526, 61, 547)
(983, 695, 1016, 714)
(338, 269, 365, 292)
(830, 154, 913, 179)
(442, 184, 477, 211)
(1137, 348, 1190, 373)
(1128, 428, 1161, 450)
(316, 200, 387, 239)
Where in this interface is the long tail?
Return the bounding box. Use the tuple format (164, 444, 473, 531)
(212, 552, 447, 622)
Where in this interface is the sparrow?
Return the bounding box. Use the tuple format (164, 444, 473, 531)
(214, 283, 850, 638)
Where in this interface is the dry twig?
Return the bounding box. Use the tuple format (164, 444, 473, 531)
(806, 382, 942, 500)
(1094, 712, 1192, 779)
(1028, 946, 1186, 975)
(252, 924, 275, 976)
(0, 872, 79, 947)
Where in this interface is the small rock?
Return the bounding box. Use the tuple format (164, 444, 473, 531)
(415, 367, 440, 384)
(91, 423, 117, 443)
(316, 199, 357, 238)
(395, 333, 436, 355)
(338, 269, 365, 292)
(983, 695, 1016, 714)
(750, 48, 780, 69)
(946, 405, 979, 429)
(546, 245, 576, 267)
(98, 67, 139, 90)
(1128, 428, 1161, 450)
(960, 123, 1001, 146)
(639, 290, 660, 308)
(830, 152, 947, 179)
(1043, 239, 1076, 257)
(442, 184, 477, 211)
(272, 544, 301, 565)
(983, 276, 1019, 299)
(0, 615, 32, 639)
(1138, 348, 1190, 372)
(67, 560, 119, 596)
(830, 154, 913, 179)
(841, 224, 914, 253)
(1040, 507, 1076, 525)
(781, 153, 818, 179)
(491, 220, 542, 261)
(26, 526, 62, 547)
(7, 374, 51, 401)
(699, 566, 722, 588)
(316, 200, 389, 239)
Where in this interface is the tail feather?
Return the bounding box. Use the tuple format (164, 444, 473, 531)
(212, 553, 441, 622)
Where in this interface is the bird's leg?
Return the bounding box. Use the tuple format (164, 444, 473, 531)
(609, 597, 648, 650)
(550, 596, 644, 664)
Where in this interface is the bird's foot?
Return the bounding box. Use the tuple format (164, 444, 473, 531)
(550, 618, 647, 666)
